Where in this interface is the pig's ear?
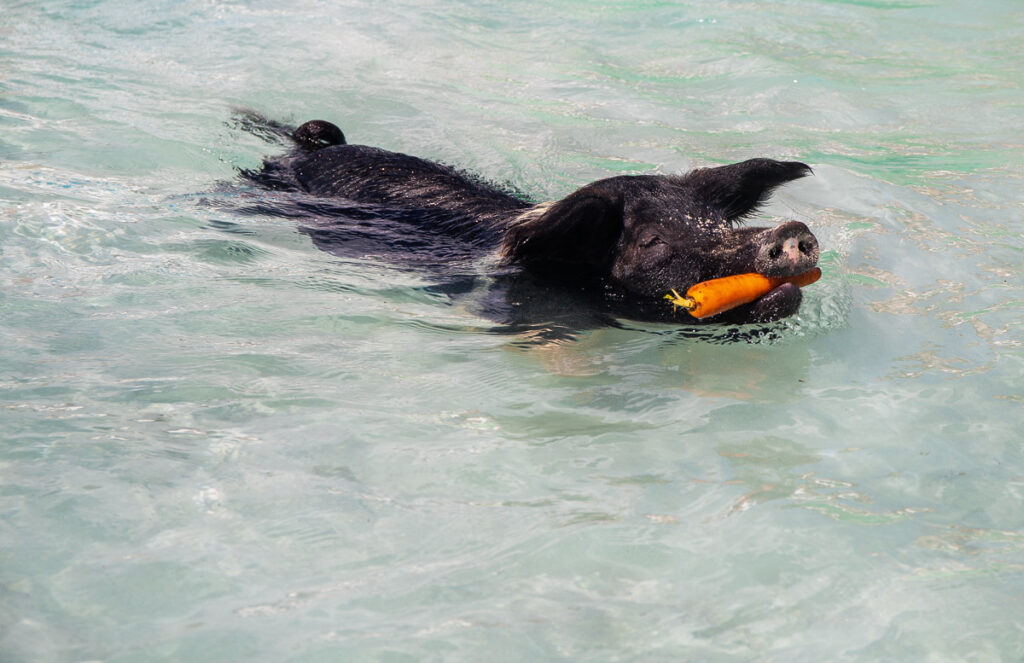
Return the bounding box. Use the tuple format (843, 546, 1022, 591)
(501, 186, 624, 275)
(683, 159, 812, 222)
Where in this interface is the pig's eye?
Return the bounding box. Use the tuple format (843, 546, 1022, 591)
(640, 235, 665, 248)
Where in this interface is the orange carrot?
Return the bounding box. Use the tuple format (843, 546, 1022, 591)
(664, 267, 822, 319)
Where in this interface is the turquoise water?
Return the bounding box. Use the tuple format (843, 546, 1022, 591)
(2, 0, 1023, 660)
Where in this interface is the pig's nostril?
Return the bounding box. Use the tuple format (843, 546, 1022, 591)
(757, 224, 818, 276)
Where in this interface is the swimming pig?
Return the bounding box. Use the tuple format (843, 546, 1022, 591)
(242, 117, 819, 325)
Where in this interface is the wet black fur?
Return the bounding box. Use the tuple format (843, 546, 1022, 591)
(235, 114, 819, 333)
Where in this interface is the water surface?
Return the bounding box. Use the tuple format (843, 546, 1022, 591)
(2, 1, 1023, 661)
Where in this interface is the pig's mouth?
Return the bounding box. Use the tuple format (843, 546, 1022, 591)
(665, 267, 822, 319)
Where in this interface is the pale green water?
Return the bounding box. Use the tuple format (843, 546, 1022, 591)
(1, 1, 1023, 661)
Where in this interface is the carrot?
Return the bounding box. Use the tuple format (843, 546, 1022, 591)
(664, 267, 822, 319)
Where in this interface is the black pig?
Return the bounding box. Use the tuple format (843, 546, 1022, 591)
(241, 117, 819, 325)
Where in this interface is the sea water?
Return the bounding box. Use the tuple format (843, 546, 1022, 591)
(1, 1, 1022, 661)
